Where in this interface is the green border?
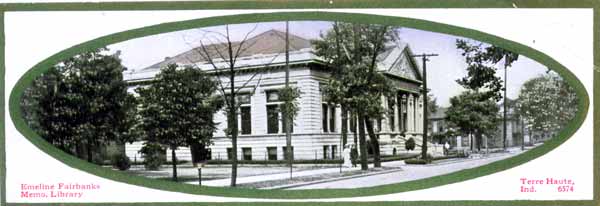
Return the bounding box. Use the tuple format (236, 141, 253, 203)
(5, 11, 591, 200)
(0, 2, 595, 205)
(0, 11, 5, 206)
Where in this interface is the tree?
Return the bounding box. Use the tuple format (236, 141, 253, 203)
(455, 39, 519, 149)
(21, 49, 136, 163)
(516, 73, 578, 140)
(191, 24, 285, 186)
(136, 64, 223, 181)
(446, 91, 500, 151)
(313, 22, 397, 169)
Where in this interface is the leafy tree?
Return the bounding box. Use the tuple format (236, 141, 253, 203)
(21, 49, 136, 163)
(516, 73, 578, 139)
(455, 39, 519, 101)
(136, 64, 223, 181)
(427, 94, 438, 115)
(313, 22, 397, 169)
(445, 91, 500, 151)
(455, 39, 519, 149)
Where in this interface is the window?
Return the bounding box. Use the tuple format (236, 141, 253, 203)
(322, 104, 336, 133)
(267, 147, 277, 160)
(331, 145, 338, 159)
(323, 145, 330, 159)
(240, 106, 251, 134)
(267, 105, 279, 134)
(322, 104, 329, 132)
(266, 90, 280, 102)
(242, 147, 252, 161)
(329, 106, 336, 132)
(266, 90, 294, 134)
(282, 146, 294, 160)
(350, 111, 356, 133)
(226, 148, 233, 160)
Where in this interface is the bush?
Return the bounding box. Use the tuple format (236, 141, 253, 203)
(139, 142, 166, 170)
(404, 154, 433, 165)
(404, 158, 428, 165)
(111, 154, 131, 171)
(405, 138, 416, 151)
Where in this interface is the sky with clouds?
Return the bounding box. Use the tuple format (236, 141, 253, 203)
(108, 21, 548, 107)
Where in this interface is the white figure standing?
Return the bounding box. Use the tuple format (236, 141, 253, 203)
(444, 141, 450, 155)
(342, 143, 352, 168)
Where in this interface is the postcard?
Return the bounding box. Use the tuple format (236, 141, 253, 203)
(1, 1, 597, 206)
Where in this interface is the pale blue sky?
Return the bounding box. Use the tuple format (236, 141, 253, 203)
(108, 21, 548, 107)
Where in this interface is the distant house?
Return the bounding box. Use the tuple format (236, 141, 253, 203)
(427, 99, 533, 151)
(427, 107, 467, 149)
(123, 29, 427, 161)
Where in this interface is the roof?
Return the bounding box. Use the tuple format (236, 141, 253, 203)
(429, 107, 447, 119)
(124, 29, 423, 83)
(143, 29, 312, 71)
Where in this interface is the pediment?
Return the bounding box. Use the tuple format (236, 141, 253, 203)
(387, 49, 421, 81)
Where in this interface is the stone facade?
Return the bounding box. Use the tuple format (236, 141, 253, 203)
(124, 29, 426, 161)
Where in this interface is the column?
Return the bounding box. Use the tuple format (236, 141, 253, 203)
(400, 94, 406, 132)
(413, 94, 419, 133)
(380, 95, 389, 132)
(408, 94, 414, 132)
(417, 95, 423, 132)
(394, 94, 400, 133)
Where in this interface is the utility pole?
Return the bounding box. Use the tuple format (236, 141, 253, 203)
(503, 54, 510, 151)
(411, 53, 438, 160)
(284, 21, 293, 180)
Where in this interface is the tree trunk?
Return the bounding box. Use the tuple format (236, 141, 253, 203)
(358, 114, 368, 170)
(364, 118, 381, 167)
(475, 132, 482, 151)
(75, 141, 84, 160)
(469, 133, 473, 151)
(171, 148, 178, 182)
(190, 141, 201, 168)
(352, 112, 358, 145)
(229, 110, 238, 187)
(341, 105, 348, 146)
(86, 141, 93, 163)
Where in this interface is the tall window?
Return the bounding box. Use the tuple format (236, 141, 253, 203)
(267, 105, 279, 134)
(240, 107, 251, 134)
(350, 111, 356, 133)
(323, 145, 330, 159)
(331, 145, 338, 159)
(322, 104, 336, 132)
(242, 147, 252, 160)
(267, 147, 277, 160)
(237, 94, 252, 135)
(227, 94, 252, 135)
(266, 90, 292, 134)
(329, 106, 336, 132)
(322, 104, 329, 132)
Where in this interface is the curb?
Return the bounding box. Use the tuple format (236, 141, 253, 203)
(265, 167, 404, 190)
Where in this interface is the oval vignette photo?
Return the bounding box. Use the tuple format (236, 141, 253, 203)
(18, 20, 582, 191)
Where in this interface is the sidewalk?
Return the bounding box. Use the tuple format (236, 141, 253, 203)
(184, 146, 532, 188)
(288, 147, 529, 189)
(186, 161, 404, 187)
